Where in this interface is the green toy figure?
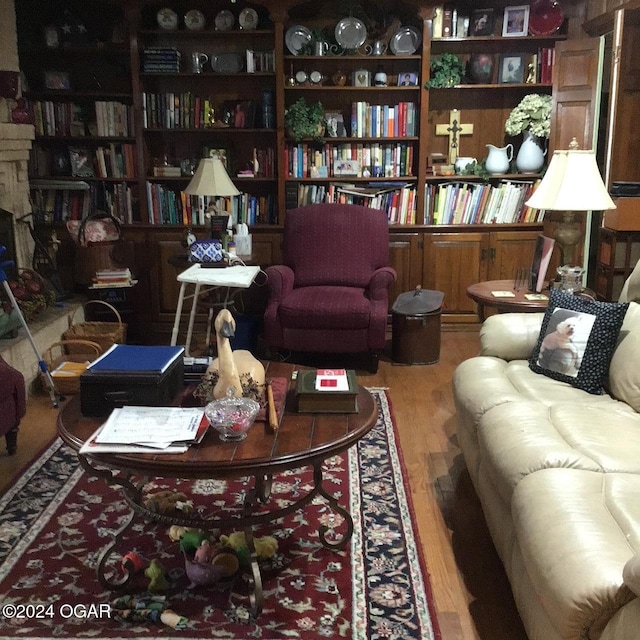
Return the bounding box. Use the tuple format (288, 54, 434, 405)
(144, 559, 169, 592)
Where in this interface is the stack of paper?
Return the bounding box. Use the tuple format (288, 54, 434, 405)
(80, 406, 207, 455)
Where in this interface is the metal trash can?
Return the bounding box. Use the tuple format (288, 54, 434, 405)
(392, 286, 444, 365)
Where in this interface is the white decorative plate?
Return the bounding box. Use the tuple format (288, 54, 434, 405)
(334, 17, 367, 49)
(239, 8, 259, 30)
(285, 25, 312, 55)
(389, 26, 422, 55)
(156, 8, 178, 30)
(214, 9, 234, 31)
(184, 9, 206, 31)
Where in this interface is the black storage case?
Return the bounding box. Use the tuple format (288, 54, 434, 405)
(80, 347, 184, 417)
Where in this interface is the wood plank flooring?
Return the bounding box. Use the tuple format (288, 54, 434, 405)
(0, 329, 528, 640)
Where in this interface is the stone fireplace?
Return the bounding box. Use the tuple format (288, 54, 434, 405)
(0, 0, 35, 271)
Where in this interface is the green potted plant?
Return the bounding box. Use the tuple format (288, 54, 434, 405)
(285, 98, 326, 142)
(425, 53, 465, 88)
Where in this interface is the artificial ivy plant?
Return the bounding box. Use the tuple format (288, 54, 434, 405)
(425, 53, 465, 89)
(284, 98, 326, 142)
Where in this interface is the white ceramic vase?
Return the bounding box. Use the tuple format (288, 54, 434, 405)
(516, 130, 546, 173)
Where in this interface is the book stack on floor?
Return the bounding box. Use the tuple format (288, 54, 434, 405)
(296, 369, 358, 413)
(91, 268, 134, 288)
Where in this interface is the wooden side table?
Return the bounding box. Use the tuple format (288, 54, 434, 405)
(467, 279, 549, 321)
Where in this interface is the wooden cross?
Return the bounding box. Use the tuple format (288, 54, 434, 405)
(435, 109, 474, 164)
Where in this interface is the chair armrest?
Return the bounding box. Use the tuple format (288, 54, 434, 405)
(368, 267, 397, 301)
(265, 265, 295, 302)
(480, 312, 544, 361)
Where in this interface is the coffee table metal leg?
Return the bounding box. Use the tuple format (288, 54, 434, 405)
(314, 465, 354, 549)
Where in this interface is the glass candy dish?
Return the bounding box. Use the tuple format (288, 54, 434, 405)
(204, 389, 260, 442)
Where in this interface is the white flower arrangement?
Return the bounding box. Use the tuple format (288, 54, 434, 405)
(505, 94, 552, 139)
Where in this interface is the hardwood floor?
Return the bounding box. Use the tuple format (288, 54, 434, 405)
(0, 329, 528, 640)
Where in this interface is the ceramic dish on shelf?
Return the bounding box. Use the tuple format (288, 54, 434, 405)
(389, 25, 422, 55)
(334, 17, 367, 49)
(285, 24, 312, 55)
(211, 53, 243, 73)
(239, 7, 259, 30)
(528, 0, 564, 36)
(214, 9, 235, 31)
(184, 9, 206, 31)
(156, 7, 178, 30)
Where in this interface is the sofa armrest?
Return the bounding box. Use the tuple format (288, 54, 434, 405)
(480, 313, 544, 361)
(368, 267, 397, 301)
(264, 265, 295, 302)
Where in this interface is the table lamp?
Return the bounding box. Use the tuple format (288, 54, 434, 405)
(525, 138, 616, 270)
(184, 156, 240, 239)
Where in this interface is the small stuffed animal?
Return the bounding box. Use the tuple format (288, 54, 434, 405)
(145, 559, 169, 592)
(144, 491, 193, 515)
(194, 539, 213, 563)
(219, 531, 278, 568)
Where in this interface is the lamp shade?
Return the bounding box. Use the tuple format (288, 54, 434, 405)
(184, 156, 240, 197)
(525, 148, 616, 212)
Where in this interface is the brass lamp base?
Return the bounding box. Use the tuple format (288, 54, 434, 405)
(553, 210, 582, 267)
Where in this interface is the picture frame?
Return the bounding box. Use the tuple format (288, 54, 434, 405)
(498, 53, 525, 83)
(502, 5, 530, 37)
(44, 70, 71, 90)
(352, 69, 371, 87)
(69, 147, 94, 177)
(324, 111, 347, 137)
(334, 159, 361, 177)
(397, 72, 418, 87)
(470, 9, 495, 36)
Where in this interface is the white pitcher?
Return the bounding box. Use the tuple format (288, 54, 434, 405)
(485, 143, 513, 174)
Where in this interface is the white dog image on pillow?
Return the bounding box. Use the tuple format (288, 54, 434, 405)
(538, 315, 582, 376)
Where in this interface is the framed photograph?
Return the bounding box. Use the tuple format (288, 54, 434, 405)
(324, 111, 347, 137)
(470, 9, 495, 36)
(69, 147, 94, 177)
(398, 72, 418, 87)
(44, 71, 71, 90)
(499, 54, 525, 83)
(352, 69, 371, 87)
(334, 159, 361, 177)
(502, 5, 530, 37)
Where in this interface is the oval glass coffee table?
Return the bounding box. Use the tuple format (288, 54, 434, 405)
(57, 361, 376, 617)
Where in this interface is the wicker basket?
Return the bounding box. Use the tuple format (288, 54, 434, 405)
(63, 300, 127, 355)
(43, 339, 102, 395)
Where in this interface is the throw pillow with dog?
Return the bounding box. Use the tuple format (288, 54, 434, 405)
(529, 289, 629, 394)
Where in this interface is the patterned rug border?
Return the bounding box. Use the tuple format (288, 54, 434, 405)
(0, 389, 441, 640)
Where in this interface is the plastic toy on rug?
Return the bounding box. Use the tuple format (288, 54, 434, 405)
(111, 595, 187, 630)
(144, 559, 169, 592)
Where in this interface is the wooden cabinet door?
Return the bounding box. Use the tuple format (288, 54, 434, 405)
(488, 230, 542, 280)
(388, 232, 422, 308)
(550, 37, 601, 153)
(423, 232, 489, 321)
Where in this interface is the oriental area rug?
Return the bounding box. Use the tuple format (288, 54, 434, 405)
(0, 390, 440, 640)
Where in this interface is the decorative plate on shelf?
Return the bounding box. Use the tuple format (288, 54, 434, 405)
(184, 9, 206, 31)
(334, 17, 367, 49)
(214, 9, 235, 31)
(528, 0, 564, 36)
(239, 8, 259, 30)
(156, 8, 178, 30)
(211, 53, 243, 73)
(285, 25, 312, 55)
(389, 26, 422, 55)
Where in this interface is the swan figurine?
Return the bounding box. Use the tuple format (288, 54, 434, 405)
(207, 308, 265, 399)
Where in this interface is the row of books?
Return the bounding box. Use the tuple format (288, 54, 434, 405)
(350, 101, 417, 138)
(30, 181, 135, 223)
(293, 182, 417, 224)
(141, 47, 181, 72)
(245, 49, 275, 73)
(91, 268, 134, 288)
(30, 100, 134, 138)
(285, 142, 414, 179)
(142, 92, 269, 130)
(426, 180, 543, 225)
(536, 48, 555, 84)
(145, 184, 275, 226)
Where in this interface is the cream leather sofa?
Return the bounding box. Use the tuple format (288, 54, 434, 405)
(453, 280, 640, 640)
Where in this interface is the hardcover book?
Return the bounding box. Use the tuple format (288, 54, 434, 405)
(296, 369, 358, 413)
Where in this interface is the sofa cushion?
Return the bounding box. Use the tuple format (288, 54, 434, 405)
(512, 468, 639, 640)
(609, 302, 640, 412)
(478, 400, 640, 507)
(529, 289, 629, 394)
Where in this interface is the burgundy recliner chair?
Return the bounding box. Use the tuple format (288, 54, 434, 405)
(263, 204, 396, 372)
(0, 355, 26, 455)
